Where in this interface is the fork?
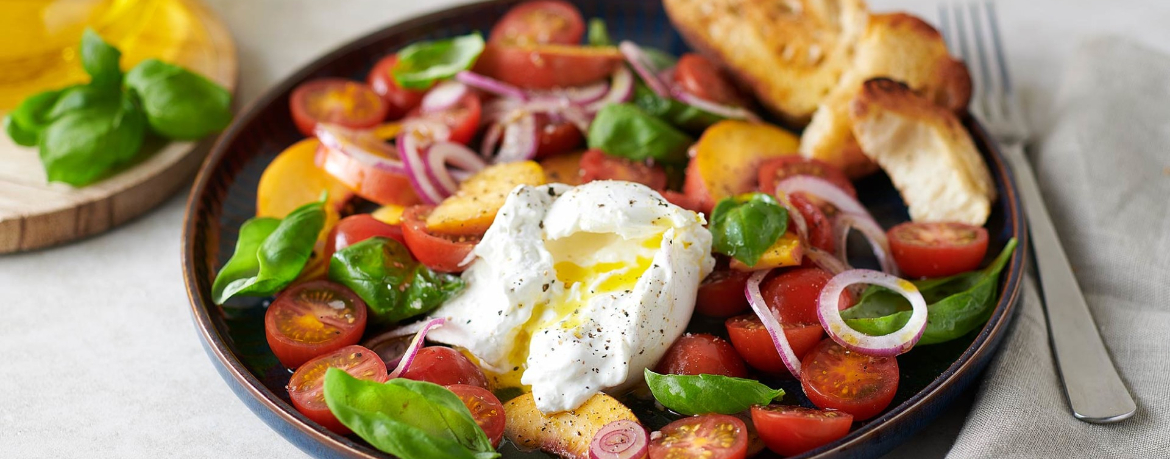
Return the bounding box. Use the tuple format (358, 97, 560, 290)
(937, 2, 1136, 423)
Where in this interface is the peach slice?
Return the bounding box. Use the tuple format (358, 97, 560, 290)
(683, 120, 800, 214)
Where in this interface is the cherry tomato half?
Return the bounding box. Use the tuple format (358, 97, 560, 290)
(579, 149, 668, 190)
(800, 339, 899, 421)
(399, 346, 490, 389)
(725, 316, 823, 376)
(401, 205, 479, 273)
(660, 190, 705, 214)
(790, 192, 835, 254)
(750, 405, 853, 456)
(315, 136, 420, 207)
(366, 54, 427, 120)
(535, 116, 585, 159)
(265, 280, 368, 369)
(290, 79, 388, 137)
(762, 267, 854, 325)
(288, 345, 387, 434)
(489, 0, 585, 46)
(655, 333, 748, 378)
(474, 44, 623, 89)
(758, 156, 856, 198)
(888, 221, 989, 278)
(673, 53, 744, 106)
(324, 214, 406, 261)
(649, 414, 749, 459)
(446, 384, 506, 448)
(695, 268, 752, 318)
(414, 91, 481, 145)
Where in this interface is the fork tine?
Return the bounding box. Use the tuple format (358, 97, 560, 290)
(937, 4, 953, 49)
(984, 1, 1013, 96)
(967, 2, 1002, 119)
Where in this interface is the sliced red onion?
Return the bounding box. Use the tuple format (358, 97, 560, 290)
(834, 213, 898, 275)
(589, 419, 648, 459)
(314, 123, 405, 174)
(420, 81, 469, 114)
(362, 331, 414, 368)
(484, 109, 538, 164)
(585, 66, 634, 113)
(387, 318, 447, 379)
(619, 41, 671, 98)
(397, 129, 446, 204)
(530, 80, 609, 106)
(673, 88, 761, 122)
(455, 71, 527, 100)
(775, 176, 869, 217)
(775, 193, 808, 244)
(818, 270, 927, 356)
(479, 121, 504, 159)
(427, 141, 488, 196)
(745, 270, 802, 377)
(805, 247, 848, 275)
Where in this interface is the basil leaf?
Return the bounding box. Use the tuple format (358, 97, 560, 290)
(328, 237, 465, 324)
(841, 238, 1018, 345)
(80, 29, 122, 88)
(709, 193, 788, 267)
(211, 199, 326, 304)
(645, 369, 784, 415)
(125, 59, 233, 140)
(587, 18, 612, 46)
(641, 47, 679, 71)
(633, 82, 726, 132)
(38, 89, 146, 186)
(323, 369, 500, 459)
(587, 103, 693, 164)
(4, 88, 66, 146)
(393, 33, 485, 90)
(47, 84, 120, 120)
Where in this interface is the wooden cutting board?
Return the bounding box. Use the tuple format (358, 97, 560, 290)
(0, 0, 237, 254)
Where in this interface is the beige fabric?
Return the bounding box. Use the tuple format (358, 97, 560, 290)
(946, 36, 1170, 458)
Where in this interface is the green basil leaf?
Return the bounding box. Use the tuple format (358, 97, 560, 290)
(323, 369, 499, 459)
(211, 199, 326, 304)
(4, 88, 67, 146)
(632, 82, 726, 132)
(841, 238, 1018, 345)
(47, 84, 120, 120)
(587, 18, 612, 46)
(644, 369, 784, 415)
(38, 89, 146, 186)
(587, 103, 693, 164)
(125, 59, 233, 140)
(80, 29, 122, 88)
(641, 47, 679, 71)
(709, 193, 788, 267)
(393, 33, 485, 90)
(328, 237, 465, 324)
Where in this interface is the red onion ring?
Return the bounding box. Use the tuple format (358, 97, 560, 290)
(314, 123, 406, 174)
(585, 66, 634, 113)
(479, 121, 504, 159)
(589, 419, 649, 459)
(455, 71, 527, 100)
(745, 269, 803, 377)
(817, 270, 927, 356)
(397, 126, 447, 204)
(834, 213, 899, 275)
(805, 247, 848, 275)
(672, 88, 762, 122)
(427, 141, 488, 196)
(619, 41, 671, 98)
(775, 176, 869, 217)
(529, 80, 610, 106)
(775, 193, 808, 244)
(419, 81, 470, 114)
(387, 318, 447, 379)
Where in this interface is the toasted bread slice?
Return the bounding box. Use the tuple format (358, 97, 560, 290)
(664, 0, 869, 125)
(801, 13, 972, 178)
(850, 78, 994, 225)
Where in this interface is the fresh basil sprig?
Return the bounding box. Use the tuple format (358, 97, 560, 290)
(645, 369, 784, 416)
(840, 238, 1018, 344)
(709, 193, 788, 267)
(633, 82, 727, 132)
(39, 90, 146, 185)
(587, 18, 612, 46)
(393, 33, 485, 90)
(587, 103, 693, 164)
(211, 198, 326, 304)
(80, 29, 123, 88)
(328, 237, 465, 324)
(125, 59, 233, 140)
(324, 369, 500, 459)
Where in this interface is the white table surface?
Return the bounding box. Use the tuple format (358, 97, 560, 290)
(2, 0, 1167, 457)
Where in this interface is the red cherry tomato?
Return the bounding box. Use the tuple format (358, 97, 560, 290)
(750, 405, 853, 456)
(660, 190, 705, 213)
(535, 116, 585, 158)
(695, 268, 752, 317)
(761, 267, 854, 325)
(888, 222, 990, 278)
(474, 44, 623, 89)
(649, 414, 749, 459)
(725, 316, 823, 376)
(265, 280, 368, 369)
(654, 333, 748, 378)
(800, 339, 899, 421)
(287, 345, 387, 434)
(789, 193, 835, 253)
(758, 156, 856, 198)
(579, 149, 668, 190)
(446, 384, 506, 448)
(366, 54, 426, 120)
(324, 214, 405, 260)
(414, 92, 481, 145)
(489, 0, 585, 46)
(290, 79, 388, 137)
(398, 346, 489, 389)
(401, 205, 479, 273)
(672, 53, 744, 106)
(315, 141, 420, 207)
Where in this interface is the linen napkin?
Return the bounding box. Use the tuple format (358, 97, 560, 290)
(945, 36, 1170, 458)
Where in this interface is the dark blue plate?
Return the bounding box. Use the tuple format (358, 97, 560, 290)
(181, 1, 1026, 457)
